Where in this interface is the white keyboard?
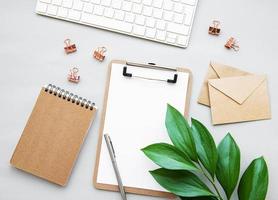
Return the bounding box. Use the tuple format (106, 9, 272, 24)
(36, 0, 198, 48)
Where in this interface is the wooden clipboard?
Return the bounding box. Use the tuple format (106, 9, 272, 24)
(93, 60, 192, 198)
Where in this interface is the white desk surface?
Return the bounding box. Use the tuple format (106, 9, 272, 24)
(0, 0, 277, 199)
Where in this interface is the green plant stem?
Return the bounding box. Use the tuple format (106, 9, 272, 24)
(197, 162, 224, 200)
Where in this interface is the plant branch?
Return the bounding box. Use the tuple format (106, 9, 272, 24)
(196, 162, 224, 200)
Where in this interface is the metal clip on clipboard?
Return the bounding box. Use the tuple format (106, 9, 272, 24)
(122, 62, 178, 84)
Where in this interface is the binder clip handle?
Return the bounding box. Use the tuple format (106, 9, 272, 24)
(93, 46, 107, 61)
(99, 46, 107, 54)
(64, 38, 71, 47)
(64, 38, 77, 54)
(71, 67, 79, 74)
(225, 37, 240, 51)
(123, 66, 132, 77)
(209, 20, 221, 35)
(213, 20, 220, 28)
(68, 67, 80, 83)
(167, 74, 178, 83)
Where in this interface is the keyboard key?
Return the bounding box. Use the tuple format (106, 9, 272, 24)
(184, 5, 194, 25)
(142, 0, 152, 6)
(167, 22, 189, 35)
(135, 15, 145, 25)
(156, 20, 166, 29)
(153, 8, 162, 18)
(133, 25, 145, 36)
(62, 0, 73, 8)
(145, 27, 156, 38)
(122, 1, 132, 11)
(168, 32, 177, 38)
(163, 11, 173, 21)
(146, 17, 155, 27)
(47, 5, 58, 15)
(81, 13, 133, 32)
(73, 0, 83, 10)
(142, 6, 152, 16)
(52, 0, 63, 6)
(181, 0, 195, 6)
(57, 7, 68, 17)
(104, 7, 114, 18)
(174, 3, 184, 13)
(133, 3, 142, 14)
(153, 0, 163, 8)
(125, 12, 135, 22)
(156, 30, 166, 40)
(83, 2, 93, 13)
(40, 0, 51, 3)
(36, 2, 48, 13)
(164, 0, 173, 11)
(91, 0, 100, 4)
(68, 9, 81, 20)
(166, 37, 176, 43)
(111, 0, 121, 9)
(167, 32, 177, 38)
(114, 10, 124, 20)
(93, 5, 104, 15)
(177, 35, 187, 45)
(173, 13, 183, 23)
(101, 0, 111, 7)
(166, 32, 176, 43)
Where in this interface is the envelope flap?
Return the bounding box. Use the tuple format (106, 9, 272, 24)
(210, 62, 251, 78)
(209, 75, 267, 104)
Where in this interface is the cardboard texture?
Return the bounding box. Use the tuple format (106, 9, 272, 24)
(93, 60, 192, 198)
(198, 62, 271, 125)
(10, 88, 96, 186)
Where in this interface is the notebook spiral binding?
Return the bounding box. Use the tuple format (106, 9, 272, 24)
(44, 84, 95, 110)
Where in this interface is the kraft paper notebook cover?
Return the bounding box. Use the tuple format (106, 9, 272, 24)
(93, 60, 192, 198)
(10, 84, 97, 186)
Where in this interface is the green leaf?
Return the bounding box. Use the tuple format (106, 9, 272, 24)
(238, 157, 269, 200)
(166, 104, 197, 161)
(180, 196, 218, 200)
(191, 118, 218, 179)
(142, 143, 199, 171)
(150, 168, 216, 198)
(216, 133, 241, 199)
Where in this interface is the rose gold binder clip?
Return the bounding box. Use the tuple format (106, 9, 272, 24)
(208, 20, 221, 35)
(225, 37, 240, 51)
(64, 39, 77, 54)
(93, 47, 107, 62)
(68, 67, 80, 83)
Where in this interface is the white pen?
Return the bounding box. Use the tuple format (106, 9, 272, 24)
(104, 134, 127, 200)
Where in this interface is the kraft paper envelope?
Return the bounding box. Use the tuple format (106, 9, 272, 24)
(208, 75, 271, 125)
(198, 62, 251, 106)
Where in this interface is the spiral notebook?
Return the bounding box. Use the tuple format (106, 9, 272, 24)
(10, 84, 97, 186)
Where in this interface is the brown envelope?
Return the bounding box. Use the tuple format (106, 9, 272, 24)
(208, 75, 271, 125)
(198, 62, 251, 106)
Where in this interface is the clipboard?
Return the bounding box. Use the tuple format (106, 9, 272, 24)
(93, 60, 192, 198)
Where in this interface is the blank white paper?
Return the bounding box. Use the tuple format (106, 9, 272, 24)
(97, 63, 189, 192)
